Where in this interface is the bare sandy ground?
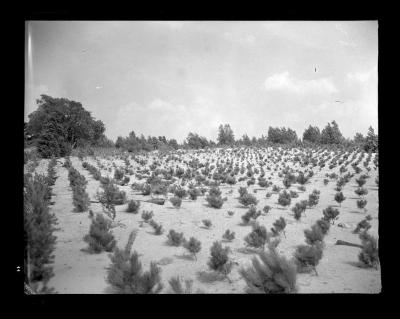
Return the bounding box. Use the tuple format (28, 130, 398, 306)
(34, 148, 380, 293)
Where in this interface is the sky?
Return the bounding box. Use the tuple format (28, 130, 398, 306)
(25, 21, 378, 143)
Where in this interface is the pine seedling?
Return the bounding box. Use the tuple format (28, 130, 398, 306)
(170, 196, 182, 208)
(244, 222, 269, 250)
(183, 237, 202, 260)
(207, 241, 233, 282)
(334, 191, 346, 207)
(168, 276, 193, 294)
(304, 224, 324, 246)
(222, 229, 235, 242)
(357, 199, 368, 212)
(141, 210, 154, 223)
(83, 213, 116, 253)
(316, 219, 330, 235)
(149, 219, 164, 235)
(322, 206, 340, 224)
(271, 217, 287, 238)
(106, 230, 163, 294)
(293, 243, 323, 276)
(126, 200, 140, 214)
(240, 247, 297, 293)
(358, 231, 379, 269)
(202, 219, 212, 229)
(353, 218, 372, 234)
(167, 229, 185, 246)
(263, 205, 271, 215)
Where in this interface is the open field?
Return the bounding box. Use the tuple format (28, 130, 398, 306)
(25, 146, 380, 293)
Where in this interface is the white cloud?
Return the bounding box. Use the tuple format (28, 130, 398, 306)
(264, 71, 337, 94)
(347, 66, 377, 83)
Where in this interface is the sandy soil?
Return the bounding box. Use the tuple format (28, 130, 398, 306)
(34, 148, 380, 293)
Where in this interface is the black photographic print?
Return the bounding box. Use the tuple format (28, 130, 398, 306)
(24, 20, 379, 294)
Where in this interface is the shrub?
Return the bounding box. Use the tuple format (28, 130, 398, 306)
(334, 192, 346, 207)
(323, 178, 329, 185)
(126, 200, 140, 214)
(209, 186, 222, 197)
(83, 213, 116, 253)
(272, 185, 281, 193)
(174, 186, 187, 199)
(168, 276, 193, 294)
(208, 241, 233, 280)
(167, 229, 185, 246)
(292, 202, 306, 221)
(238, 193, 259, 207)
(322, 206, 340, 224)
(202, 219, 212, 228)
(149, 219, 164, 235)
(358, 231, 379, 269)
(141, 210, 154, 222)
(277, 190, 291, 207)
(353, 218, 371, 234)
(289, 190, 299, 198)
(114, 168, 124, 181)
(315, 219, 330, 235)
(263, 205, 271, 215)
(244, 222, 269, 250)
(183, 237, 202, 260)
(238, 187, 248, 197)
(206, 193, 224, 208)
(357, 199, 367, 211)
(24, 174, 58, 292)
(106, 230, 163, 294)
(98, 181, 126, 205)
(222, 229, 235, 241)
(241, 205, 261, 224)
(307, 191, 320, 208)
(355, 187, 368, 198)
(356, 177, 366, 187)
(240, 248, 297, 293)
(72, 186, 90, 212)
(188, 188, 198, 200)
(170, 196, 182, 208)
(271, 217, 286, 237)
(293, 243, 323, 275)
(266, 192, 272, 198)
(304, 224, 324, 246)
(297, 185, 306, 192)
(227, 210, 235, 217)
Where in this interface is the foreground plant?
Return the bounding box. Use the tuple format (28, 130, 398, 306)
(208, 241, 233, 282)
(240, 246, 297, 293)
(83, 213, 116, 253)
(106, 230, 163, 293)
(358, 231, 379, 269)
(183, 237, 202, 260)
(293, 243, 323, 275)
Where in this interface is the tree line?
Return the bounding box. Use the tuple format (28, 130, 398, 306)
(25, 95, 378, 157)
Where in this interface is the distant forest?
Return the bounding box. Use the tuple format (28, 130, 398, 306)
(25, 95, 378, 158)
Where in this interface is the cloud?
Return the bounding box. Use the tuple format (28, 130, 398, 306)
(264, 71, 337, 95)
(347, 66, 377, 83)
